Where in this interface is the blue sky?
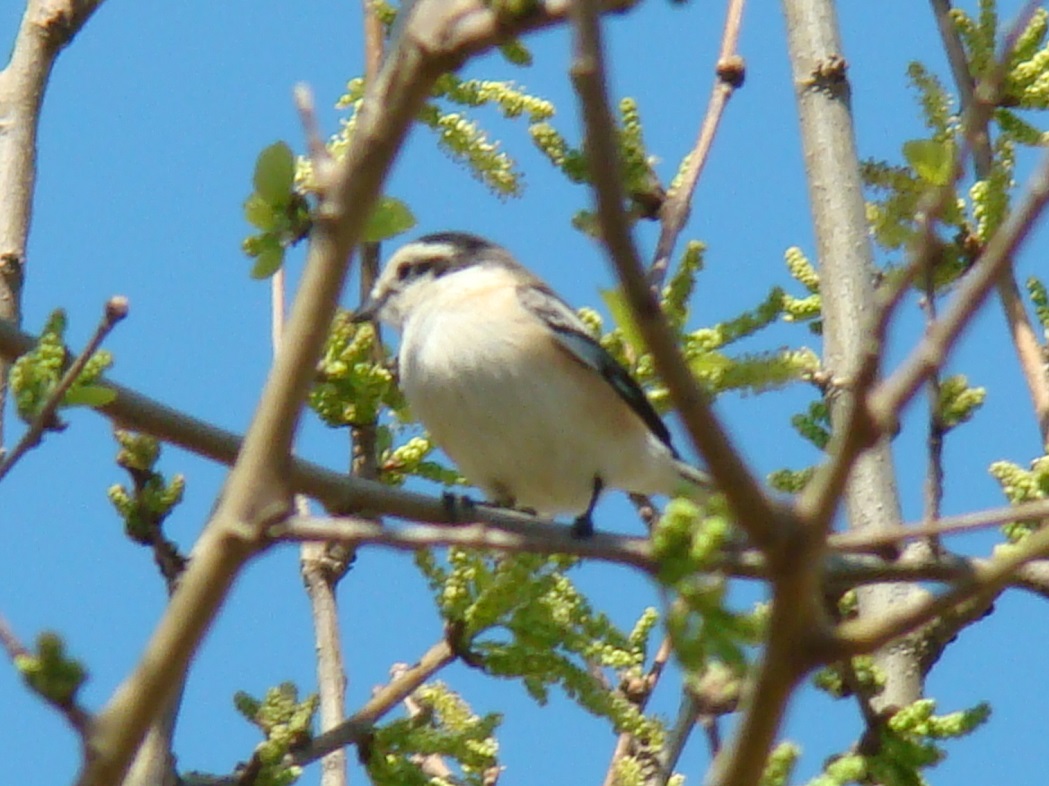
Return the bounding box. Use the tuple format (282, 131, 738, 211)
(2, 1, 1048, 785)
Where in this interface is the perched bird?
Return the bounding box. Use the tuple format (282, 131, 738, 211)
(355, 231, 710, 535)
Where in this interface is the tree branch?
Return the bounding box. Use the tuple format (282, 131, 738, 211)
(0, 0, 108, 446)
(290, 639, 456, 767)
(648, 0, 747, 288)
(275, 514, 655, 570)
(832, 517, 1049, 658)
(930, 0, 1049, 444)
(868, 144, 1049, 426)
(0, 296, 126, 484)
(830, 497, 1049, 552)
(567, 0, 781, 551)
(73, 4, 644, 784)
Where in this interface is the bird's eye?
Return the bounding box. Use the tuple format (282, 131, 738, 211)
(396, 258, 438, 283)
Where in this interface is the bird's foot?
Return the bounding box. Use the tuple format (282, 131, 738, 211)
(441, 492, 476, 523)
(571, 514, 595, 539)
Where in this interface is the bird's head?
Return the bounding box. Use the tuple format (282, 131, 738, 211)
(354, 231, 517, 329)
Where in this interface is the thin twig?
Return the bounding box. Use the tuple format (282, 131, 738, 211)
(649, 0, 747, 288)
(831, 497, 1049, 552)
(291, 639, 456, 767)
(295, 84, 335, 190)
(920, 272, 946, 536)
(601, 637, 674, 786)
(661, 694, 701, 782)
(831, 512, 1049, 658)
(0, 613, 92, 735)
(0, 613, 29, 662)
(0, 296, 127, 484)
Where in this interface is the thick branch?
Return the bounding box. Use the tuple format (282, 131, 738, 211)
(833, 519, 1049, 657)
(567, 0, 780, 551)
(74, 4, 642, 783)
(77, 8, 463, 786)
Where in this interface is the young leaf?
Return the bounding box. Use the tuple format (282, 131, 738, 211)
(243, 193, 279, 231)
(251, 244, 285, 279)
(253, 141, 296, 206)
(363, 196, 417, 242)
(903, 139, 954, 186)
(64, 385, 117, 408)
(600, 288, 644, 353)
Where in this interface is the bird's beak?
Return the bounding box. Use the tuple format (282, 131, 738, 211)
(352, 294, 383, 323)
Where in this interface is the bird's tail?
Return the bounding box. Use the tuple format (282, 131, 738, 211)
(672, 460, 714, 502)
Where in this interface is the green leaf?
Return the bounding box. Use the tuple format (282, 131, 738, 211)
(903, 139, 954, 186)
(244, 193, 279, 231)
(363, 196, 417, 242)
(251, 244, 286, 279)
(600, 288, 644, 352)
(253, 141, 296, 205)
(64, 385, 117, 408)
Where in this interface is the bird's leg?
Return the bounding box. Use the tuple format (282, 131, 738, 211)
(571, 477, 604, 539)
(441, 492, 476, 523)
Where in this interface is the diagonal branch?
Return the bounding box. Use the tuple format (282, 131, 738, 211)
(649, 0, 747, 288)
(832, 517, 1049, 658)
(929, 0, 1049, 444)
(290, 639, 457, 767)
(868, 144, 1049, 427)
(567, 0, 780, 551)
(0, 296, 126, 484)
(831, 497, 1049, 552)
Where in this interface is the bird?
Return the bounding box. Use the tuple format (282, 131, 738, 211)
(354, 231, 711, 536)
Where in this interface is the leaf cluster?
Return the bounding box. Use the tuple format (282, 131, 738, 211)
(307, 313, 461, 486)
(366, 682, 500, 786)
(415, 549, 665, 747)
(15, 632, 87, 709)
(242, 141, 312, 280)
(652, 499, 765, 672)
(242, 141, 416, 279)
(233, 682, 319, 786)
(10, 310, 115, 429)
(807, 700, 990, 786)
(107, 430, 186, 578)
(989, 453, 1049, 541)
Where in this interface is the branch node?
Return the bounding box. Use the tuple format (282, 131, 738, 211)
(715, 54, 746, 88)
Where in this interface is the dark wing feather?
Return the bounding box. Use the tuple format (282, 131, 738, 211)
(517, 284, 677, 455)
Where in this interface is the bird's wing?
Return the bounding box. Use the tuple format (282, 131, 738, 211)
(516, 283, 677, 454)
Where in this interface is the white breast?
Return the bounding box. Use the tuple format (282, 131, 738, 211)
(397, 267, 678, 515)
